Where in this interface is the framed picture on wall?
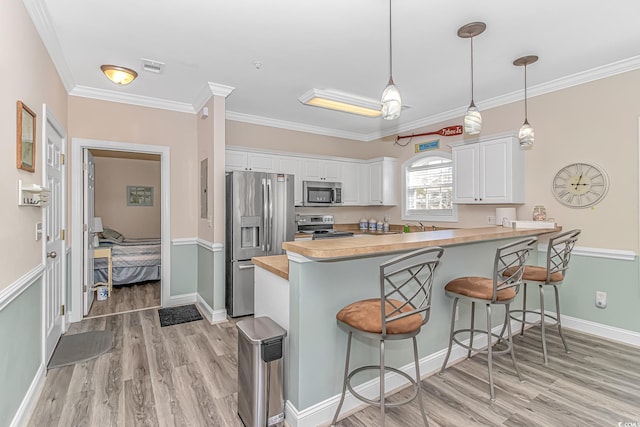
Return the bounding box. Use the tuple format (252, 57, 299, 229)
(127, 186, 154, 206)
(17, 100, 36, 172)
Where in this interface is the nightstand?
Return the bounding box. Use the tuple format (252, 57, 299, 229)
(94, 246, 113, 296)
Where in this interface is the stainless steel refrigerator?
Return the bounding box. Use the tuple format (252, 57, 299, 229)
(225, 171, 295, 317)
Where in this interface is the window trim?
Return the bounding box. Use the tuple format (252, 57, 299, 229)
(401, 150, 458, 223)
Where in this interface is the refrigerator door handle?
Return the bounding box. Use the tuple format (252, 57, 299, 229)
(262, 178, 267, 252)
(266, 178, 273, 253)
(238, 263, 255, 270)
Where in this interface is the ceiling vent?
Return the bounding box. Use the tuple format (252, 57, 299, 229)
(141, 58, 165, 74)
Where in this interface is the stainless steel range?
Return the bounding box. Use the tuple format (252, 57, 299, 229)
(296, 214, 354, 239)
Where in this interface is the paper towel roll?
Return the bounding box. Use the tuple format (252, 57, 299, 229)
(496, 208, 517, 226)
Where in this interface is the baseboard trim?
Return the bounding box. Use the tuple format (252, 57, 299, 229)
(285, 319, 520, 427)
(10, 363, 46, 427)
(166, 293, 197, 306)
(557, 312, 640, 348)
(196, 293, 227, 324)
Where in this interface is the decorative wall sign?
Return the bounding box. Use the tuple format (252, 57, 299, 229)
(127, 186, 154, 206)
(415, 139, 440, 153)
(395, 125, 463, 147)
(17, 101, 36, 172)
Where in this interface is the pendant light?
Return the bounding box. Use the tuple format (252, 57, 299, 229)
(513, 55, 538, 148)
(381, 0, 401, 120)
(457, 22, 486, 135)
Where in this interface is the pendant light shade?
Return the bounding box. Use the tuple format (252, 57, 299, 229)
(513, 55, 538, 148)
(381, 0, 401, 120)
(458, 22, 486, 135)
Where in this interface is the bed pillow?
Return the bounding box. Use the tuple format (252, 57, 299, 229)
(99, 227, 125, 243)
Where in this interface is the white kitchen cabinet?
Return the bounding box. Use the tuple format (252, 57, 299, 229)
(451, 134, 525, 204)
(340, 161, 361, 205)
(366, 157, 398, 206)
(225, 150, 276, 172)
(301, 158, 341, 182)
(278, 156, 303, 206)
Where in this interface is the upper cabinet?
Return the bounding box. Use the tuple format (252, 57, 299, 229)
(225, 146, 398, 206)
(366, 157, 398, 206)
(451, 134, 525, 204)
(225, 150, 276, 172)
(301, 158, 341, 182)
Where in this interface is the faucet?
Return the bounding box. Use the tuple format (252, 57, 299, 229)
(418, 222, 425, 232)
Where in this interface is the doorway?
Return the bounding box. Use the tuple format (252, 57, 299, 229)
(70, 139, 171, 324)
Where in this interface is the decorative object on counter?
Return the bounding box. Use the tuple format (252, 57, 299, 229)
(359, 217, 368, 230)
(394, 125, 463, 146)
(496, 207, 517, 226)
(380, 0, 401, 120)
(513, 55, 538, 148)
(377, 220, 384, 231)
(369, 218, 377, 231)
(403, 224, 410, 233)
(532, 205, 547, 221)
(383, 220, 390, 232)
(458, 22, 486, 135)
(17, 100, 36, 173)
(552, 162, 609, 208)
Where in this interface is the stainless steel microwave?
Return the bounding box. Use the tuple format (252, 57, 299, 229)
(302, 181, 342, 207)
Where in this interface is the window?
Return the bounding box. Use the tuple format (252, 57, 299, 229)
(402, 151, 457, 222)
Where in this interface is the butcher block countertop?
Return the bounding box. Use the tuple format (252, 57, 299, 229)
(282, 226, 561, 260)
(252, 254, 289, 280)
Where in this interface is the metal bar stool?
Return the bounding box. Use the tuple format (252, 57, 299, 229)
(330, 247, 444, 427)
(506, 229, 581, 364)
(439, 237, 537, 401)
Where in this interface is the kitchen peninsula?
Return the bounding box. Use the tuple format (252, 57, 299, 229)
(252, 226, 560, 426)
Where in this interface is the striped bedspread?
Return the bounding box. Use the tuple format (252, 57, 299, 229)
(94, 240, 161, 268)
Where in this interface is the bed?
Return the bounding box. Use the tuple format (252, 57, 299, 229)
(94, 228, 161, 285)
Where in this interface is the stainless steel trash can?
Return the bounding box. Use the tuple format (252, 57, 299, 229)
(237, 316, 287, 427)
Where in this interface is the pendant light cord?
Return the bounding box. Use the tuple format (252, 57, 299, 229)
(524, 64, 528, 123)
(388, 0, 393, 82)
(470, 36, 475, 105)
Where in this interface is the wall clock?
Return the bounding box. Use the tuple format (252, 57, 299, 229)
(552, 162, 609, 208)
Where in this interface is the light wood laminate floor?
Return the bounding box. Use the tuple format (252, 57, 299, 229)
(87, 281, 160, 318)
(29, 309, 640, 427)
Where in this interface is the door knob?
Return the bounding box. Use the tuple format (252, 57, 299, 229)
(47, 251, 57, 259)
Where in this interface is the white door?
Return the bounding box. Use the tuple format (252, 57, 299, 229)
(83, 150, 96, 315)
(43, 106, 66, 363)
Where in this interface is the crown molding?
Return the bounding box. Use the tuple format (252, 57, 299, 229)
(225, 111, 370, 141)
(70, 85, 196, 113)
(209, 82, 235, 97)
(192, 82, 236, 113)
(22, 0, 75, 92)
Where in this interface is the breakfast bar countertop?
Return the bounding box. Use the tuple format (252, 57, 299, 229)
(282, 226, 561, 260)
(252, 254, 289, 279)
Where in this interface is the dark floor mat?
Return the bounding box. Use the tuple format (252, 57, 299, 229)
(158, 304, 203, 327)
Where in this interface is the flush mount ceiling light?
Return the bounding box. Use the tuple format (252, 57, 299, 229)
(100, 64, 138, 85)
(299, 89, 383, 118)
(458, 22, 486, 135)
(381, 0, 401, 120)
(513, 55, 538, 148)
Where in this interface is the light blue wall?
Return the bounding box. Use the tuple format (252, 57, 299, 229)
(171, 243, 198, 296)
(0, 278, 42, 427)
(197, 244, 214, 307)
(556, 254, 639, 332)
(213, 249, 225, 311)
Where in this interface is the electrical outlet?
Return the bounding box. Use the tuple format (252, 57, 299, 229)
(595, 291, 607, 309)
(35, 222, 42, 241)
(487, 216, 496, 225)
